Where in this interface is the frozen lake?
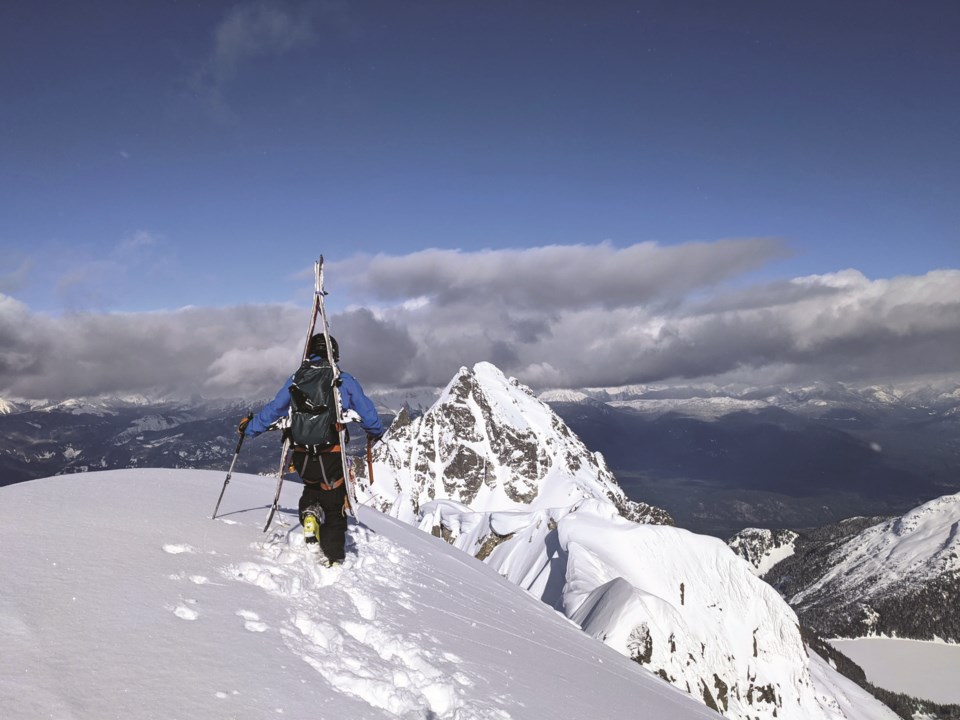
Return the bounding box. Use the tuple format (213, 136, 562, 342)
(829, 637, 960, 705)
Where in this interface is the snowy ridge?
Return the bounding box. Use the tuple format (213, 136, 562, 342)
(0, 469, 720, 720)
(536, 389, 593, 404)
(0, 398, 24, 414)
(535, 379, 960, 420)
(418, 499, 894, 720)
(792, 492, 960, 608)
(609, 396, 769, 419)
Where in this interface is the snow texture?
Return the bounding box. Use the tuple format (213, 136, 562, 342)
(0, 469, 719, 720)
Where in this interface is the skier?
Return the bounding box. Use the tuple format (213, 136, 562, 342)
(239, 334, 383, 565)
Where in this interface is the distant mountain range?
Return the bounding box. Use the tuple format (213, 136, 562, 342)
(543, 381, 960, 536)
(3, 378, 958, 537)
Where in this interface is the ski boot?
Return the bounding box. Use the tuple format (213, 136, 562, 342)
(302, 505, 324, 545)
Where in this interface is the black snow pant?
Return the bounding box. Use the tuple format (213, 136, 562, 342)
(293, 450, 349, 562)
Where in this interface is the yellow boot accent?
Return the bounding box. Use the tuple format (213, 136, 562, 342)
(303, 514, 319, 544)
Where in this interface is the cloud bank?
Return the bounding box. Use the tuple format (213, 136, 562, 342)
(2, 241, 959, 401)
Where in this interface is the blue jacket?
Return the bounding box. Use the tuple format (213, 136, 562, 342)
(244, 357, 384, 439)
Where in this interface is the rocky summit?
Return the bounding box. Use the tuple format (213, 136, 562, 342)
(356, 361, 669, 525)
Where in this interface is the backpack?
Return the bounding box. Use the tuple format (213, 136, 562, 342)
(287, 359, 342, 451)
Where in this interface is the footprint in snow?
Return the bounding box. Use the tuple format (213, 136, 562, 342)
(237, 609, 269, 633)
(342, 586, 378, 621)
(162, 544, 195, 555)
(173, 605, 199, 621)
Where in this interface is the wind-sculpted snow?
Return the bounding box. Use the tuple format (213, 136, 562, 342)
(0, 469, 721, 720)
(420, 499, 897, 720)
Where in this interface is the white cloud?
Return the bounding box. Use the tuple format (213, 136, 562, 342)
(2, 242, 958, 401)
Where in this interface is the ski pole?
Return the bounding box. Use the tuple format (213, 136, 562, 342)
(212, 414, 252, 520)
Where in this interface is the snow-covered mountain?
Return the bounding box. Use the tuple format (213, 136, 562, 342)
(0, 469, 722, 720)
(0, 399, 266, 486)
(358, 362, 668, 525)
(768, 493, 960, 642)
(544, 379, 960, 536)
(0, 398, 25, 415)
(539, 380, 960, 421)
(354, 363, 897, 720)
(728, 528, 800, 577)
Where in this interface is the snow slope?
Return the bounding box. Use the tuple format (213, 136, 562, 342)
(420, 501, 896, 720)
(792, 492, 960, 605)
(781, 492, 960, 641)
(0, 469, 720, 720)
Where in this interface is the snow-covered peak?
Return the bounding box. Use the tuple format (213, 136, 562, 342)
(0, 398, 24, 414)
(728, 528, 800, 576)
(358, 361, 668, 524)
(793, 492, 960, 608)
(0, 469, 720, 720)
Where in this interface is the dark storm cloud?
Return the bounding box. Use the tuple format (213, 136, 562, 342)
(331, 308, 419, 385)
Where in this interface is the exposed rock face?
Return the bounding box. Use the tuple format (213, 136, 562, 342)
(728, 528, 800, 577)
(356, 362, 669, 525)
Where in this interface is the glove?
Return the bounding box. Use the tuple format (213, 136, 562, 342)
(368, 433, 383, 447)
(238, 414, 252, 436)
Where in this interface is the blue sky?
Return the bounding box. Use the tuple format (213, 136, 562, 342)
(1, 1, 959, 397)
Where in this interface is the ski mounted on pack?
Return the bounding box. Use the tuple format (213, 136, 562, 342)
(262, 257, 359, 533)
